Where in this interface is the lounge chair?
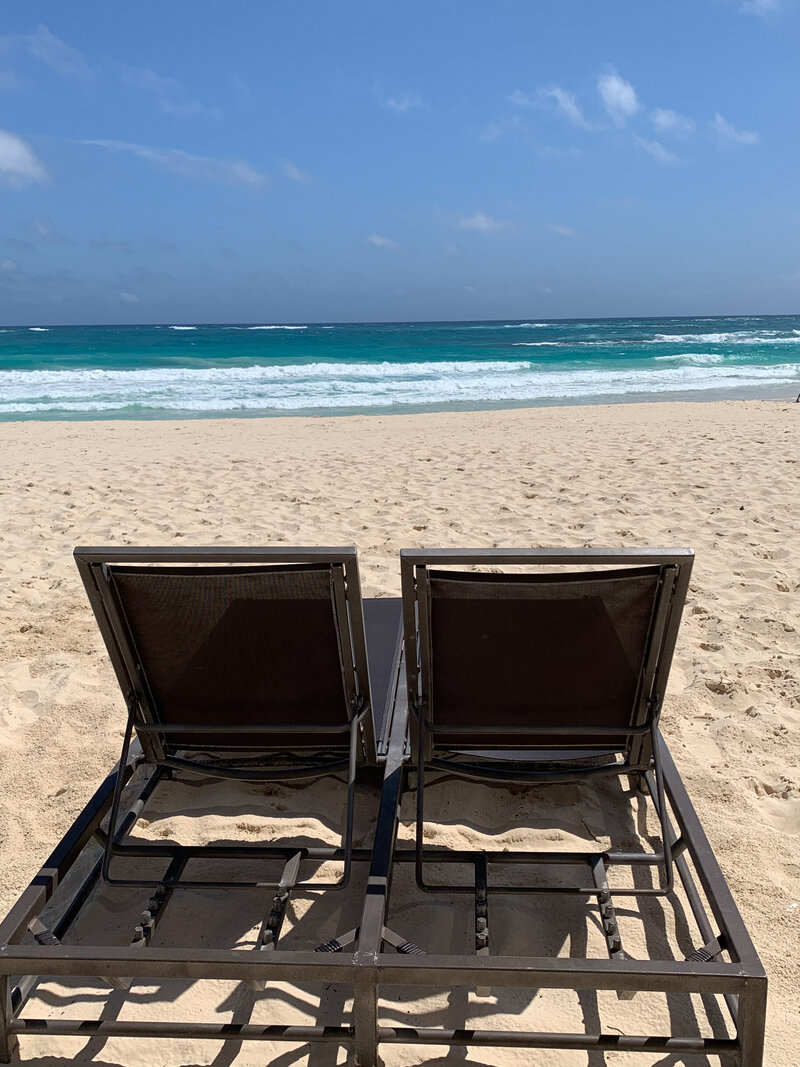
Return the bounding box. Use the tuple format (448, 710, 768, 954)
(72, 546, 376, 897)
(401, 547, 689, 902)
(344, 548, 767, 1064)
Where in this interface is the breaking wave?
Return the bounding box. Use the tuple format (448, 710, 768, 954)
(2, 358, 798, 417)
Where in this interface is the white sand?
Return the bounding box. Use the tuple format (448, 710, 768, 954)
(0, 399, 797, 1064)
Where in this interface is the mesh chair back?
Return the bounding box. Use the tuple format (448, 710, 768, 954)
(421, 566, 664, 749)
(108, 564, 355, 750)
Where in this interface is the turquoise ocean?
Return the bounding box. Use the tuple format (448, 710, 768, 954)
(1, 316, 799, 421)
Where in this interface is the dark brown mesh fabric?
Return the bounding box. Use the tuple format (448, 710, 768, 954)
(426, 567, 661, 749)
(110, 565, 350, 750)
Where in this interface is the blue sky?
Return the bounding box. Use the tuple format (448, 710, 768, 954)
(1, 0, 799, 324)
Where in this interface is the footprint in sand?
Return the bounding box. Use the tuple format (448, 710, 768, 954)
(0, 663, 42, 739)
(745, 777, 800, 834)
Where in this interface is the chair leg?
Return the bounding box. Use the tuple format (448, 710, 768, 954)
(353, 965, 379, 1067)
(101, 713, 137, 885)
(249, 851, 303, 991)
(474, 853, 491, 997)
(650, 727, 675, 895)
(335, 713, 362, 891)
(0, 976, 18, 1063)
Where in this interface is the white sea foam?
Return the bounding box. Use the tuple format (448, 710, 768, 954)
(512, 341, 563, 347)
(503, 322, 550, 328)
(1, 359, 798, 416)
(28, 327, 49, 332)
(648, 332, 800, 345)
(168, 325, 197, 330)
(653, 352, 725, 365)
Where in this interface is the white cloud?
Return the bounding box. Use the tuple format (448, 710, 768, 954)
(384, 90, 426, 114)
(740, 0, 781, 15)
(119, 291, 139, 303)
(80, 140, 267, 186)
(28, 24, 90, 76)
(365, 233, 398, 249)
(281, 159, 312, 184)
(508, 88, 536, 108)
(634, 136, 679, 163)
(0, 25, 91, 78)
(712, 112, 759, 145)
(459, 212, 509, 234)
(547, 223, 576, 237)
(27, 217, 67, 242)
(778, 269, 800, 282)
(0, 258, 18, 272)
(651, 108, 695, 137)
(479, 116, 521, 142)
(0, 129, 48, 187)
(598, 69, 640, 124)
(480, 120, 504, 142)
(546, 87, 591, 128)
(119, 64, 221, 118)
(514, 86, 591, 129)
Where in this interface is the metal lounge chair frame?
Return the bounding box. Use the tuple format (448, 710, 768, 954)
(73, 546, 377, 898)
(344, 548, 767, 1065)
(0, 548, 767, 1065)
(403, 548, 690, 902)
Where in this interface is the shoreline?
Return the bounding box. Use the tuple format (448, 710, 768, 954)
(0, 383, 797, 424)
(0, 398, 798, 1064)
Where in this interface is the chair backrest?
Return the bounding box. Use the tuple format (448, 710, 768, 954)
(75, 548, 374, 763)
(401, 549, 693, 766)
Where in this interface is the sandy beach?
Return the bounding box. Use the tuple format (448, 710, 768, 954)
(0, 398, 798, 1064)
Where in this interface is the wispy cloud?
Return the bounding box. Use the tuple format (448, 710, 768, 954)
(26, 217, 69, 243)
(479, 115, 521, 142)
(119, 64, 221, 118)
(91, 238, 133, 254)
(0, 130, 48, 187)
(740, 0, 781, 15)
(383, 89, 426, 114)
(119, 291, 139, 303)
(650, 108, 695, 137)
(598, 69, 640, 124)
(80, 140, 267, 186)
(546, 223, 576, 237)
(365, 233, 398, 249)
(634, 136, 679, 163)
(0, 65, 21, 91)
(281, 159, 312, 184)
(711, 112, 759, 145)
(459, 211, 510, 234)
(0, 24, 91, 78)
(538, 145, 582, 160)
(231, 73, 253, 106)
(512, 86, 591, 129)
(5, 236, 34, 252)
(480, 120, 504, 142)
